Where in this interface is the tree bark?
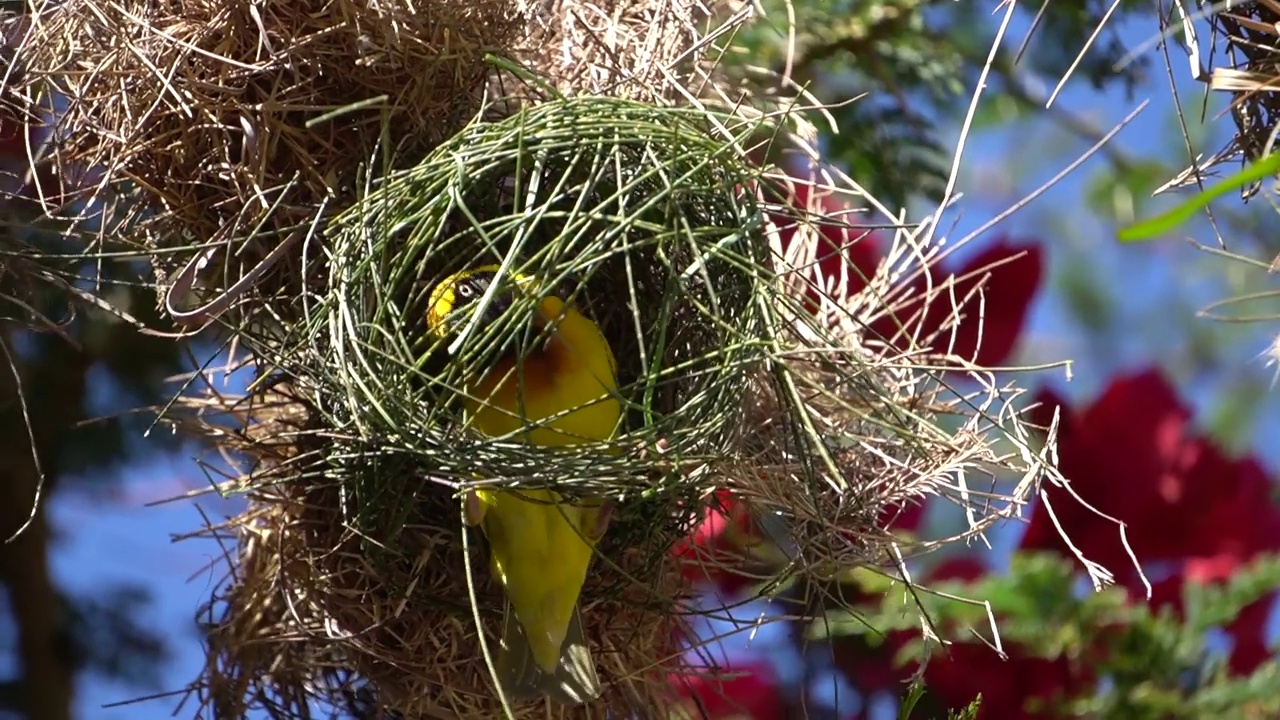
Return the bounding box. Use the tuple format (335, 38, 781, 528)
(0, 325, 88, 720)
(0, 483, 72, 720)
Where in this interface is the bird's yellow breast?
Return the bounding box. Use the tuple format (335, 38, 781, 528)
(475, 487, 594, 593)
(465, 296, 620, 446)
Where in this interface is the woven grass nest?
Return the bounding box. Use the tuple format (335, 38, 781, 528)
(14, 0, 1051, 715)
(188, 98, 763, 719)
(16, 0, 522, 309)
(168, 95, 1049, 720)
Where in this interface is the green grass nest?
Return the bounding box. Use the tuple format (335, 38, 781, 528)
(254, 96, 777, 527)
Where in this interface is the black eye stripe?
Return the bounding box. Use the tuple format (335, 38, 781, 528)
(456, 273, 494, 302)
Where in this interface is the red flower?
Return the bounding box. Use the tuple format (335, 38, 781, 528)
(930, 556, 987, 582)
(1021, 370, 1280, 587)
(670, 660, 784, 720)
(894, 241, 1043, 366)
(771, 182, 881, 310)
(1226, 594, 1274, 675)
(877, 499, 927, 535)
(770, 180, 1042, 366)
(924, 643, 1085, 719)
(1022, 369, 1280, 675)
(675, 491, 927, 599)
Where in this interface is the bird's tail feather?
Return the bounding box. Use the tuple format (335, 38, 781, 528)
(496, 602, 602, 706)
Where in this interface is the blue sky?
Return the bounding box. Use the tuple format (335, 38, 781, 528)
(40, 12, 1280, 720)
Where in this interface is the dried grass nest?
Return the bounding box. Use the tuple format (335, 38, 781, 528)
(168, 96, 1050, 720)
(10, 0, 727, 322)
(15, 0, 523, 311)
(12, 0, 1052, 715)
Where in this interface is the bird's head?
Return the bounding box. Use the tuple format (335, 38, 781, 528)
(426, 265, 541, 341)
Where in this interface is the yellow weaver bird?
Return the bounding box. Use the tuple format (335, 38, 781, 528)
(426, 265, 621, 705)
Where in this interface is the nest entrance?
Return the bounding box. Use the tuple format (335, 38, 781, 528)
(279, 97, 778, 502)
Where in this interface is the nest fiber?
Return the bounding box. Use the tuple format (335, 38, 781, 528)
(19, 0, 521, 302)
(194, 387, 689, 720)
(1205, 2, 1280, 189)
(517, 0, 716, 101)
(181, 95, 1055, 719)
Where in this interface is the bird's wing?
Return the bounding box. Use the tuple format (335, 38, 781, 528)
(481, 490, 597, 668)
(496, 600, 602, 706)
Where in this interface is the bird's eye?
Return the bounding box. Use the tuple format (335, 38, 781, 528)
(456, 283, 473, 299)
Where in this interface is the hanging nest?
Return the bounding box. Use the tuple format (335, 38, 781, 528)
(14, 0, 523, 310)
(168, 96, 1053, 719)
(189, 97, 769, 719)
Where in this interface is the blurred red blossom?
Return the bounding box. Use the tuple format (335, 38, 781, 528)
(770, 181, 1043, 366)
(670, 660, 784, 720)
(911, 556, 1096, 720)
(676, 490, 931, 597)
(905, 240, 1043, 366)
(672, 490, 765, 596)
(929, 556, 988, 583)
(923, 642, 1087, 720)
(771, 182, 881, 308)
(877, 499, 927, 535)
(1021, 369, 1280, 674)
(1226, 596, 1274, 675)
(1021, 369, 1280, 576)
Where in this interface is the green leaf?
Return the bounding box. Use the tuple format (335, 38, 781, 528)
(899, 680, 927, 720)
(1118, 152, 1280, 243)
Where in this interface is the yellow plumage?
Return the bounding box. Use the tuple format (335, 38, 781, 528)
(426, 265, 621, 705)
